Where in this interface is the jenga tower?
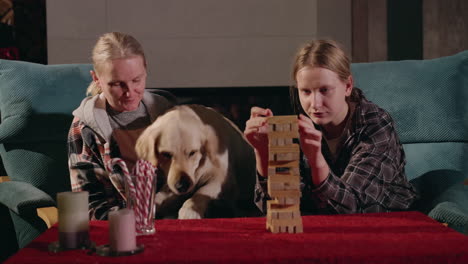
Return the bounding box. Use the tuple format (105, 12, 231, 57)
(266, 115, 303, 233)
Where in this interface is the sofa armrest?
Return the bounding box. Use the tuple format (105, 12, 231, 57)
(428, 184, 468, 234)
(0, 181, 56, 215)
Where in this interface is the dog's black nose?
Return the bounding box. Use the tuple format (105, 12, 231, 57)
(175, 173, 192, 193)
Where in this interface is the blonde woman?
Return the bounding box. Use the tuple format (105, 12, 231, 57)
(68, 32, 175, 220)
(244, 40, 418, 214)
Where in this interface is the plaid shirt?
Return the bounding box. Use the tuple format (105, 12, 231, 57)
(68, 92, 173, 220)
(255, 92, 419, 214)
(68, 120, 123, 220)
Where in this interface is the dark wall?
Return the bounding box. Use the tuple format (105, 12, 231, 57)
(166, 86, 293, 131)
(387, 0, 423, 61)
(4, 0, 47, 63)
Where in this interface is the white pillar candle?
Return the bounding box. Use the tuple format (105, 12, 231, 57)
(57, 191, 89, 249)
(108, 208, 137, 252)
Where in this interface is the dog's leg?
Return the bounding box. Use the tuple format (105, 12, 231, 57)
(178, 135, 230, 219)
(178, 178, 224, 219)
(178, 193, 212, 219)
(155, 185, 187, 219)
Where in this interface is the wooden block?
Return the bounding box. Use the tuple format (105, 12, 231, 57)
(277, 138, 285, 146)
(268, 131, 299, 139)
(269, 153, 275, 161)
(268, 218, 303, 229)
(271, 212, 280, 220)
(267, 200, 300, 212)
(37, 207, 59, 228)
(278, 211, 297, 220)
(267, 223, 281, 233)
(266, 115, 302, 234)
(268, 167, 276, 176)
(292, 123, 298, 131)
(269, 138, 278, 146)
(283, 181, 300, 190)
(271, 197, 301, 205)
(279, 152, 298, 161)
(0, 176, 10, 183)
(292, 167, 300, 175)
(269, 153, 300, 162)
(294, 224, 303, 233)
(274, 123, 291, 132)
(274, 152, 300, 161)
(268, 181, 284, 192)
(268, 160, 299, 168)
(290, 211, 300, 218)
(269, 189, 302, 199)
(269, 145, 299, 154)
(267, 115, 298, 125)
(276, 153, 287, 161)
(269, 174, 300, 184)
(284, 197, 300, 204)
(268, 167, 300, 177)
(268, 181, 300, 193)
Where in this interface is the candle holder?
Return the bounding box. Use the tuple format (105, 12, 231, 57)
(48, 239, 96, 253)
(95, 244, 144, 257)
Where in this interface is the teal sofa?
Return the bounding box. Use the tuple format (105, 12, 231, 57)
(352, 51, 468, 233)
(0, 51, 467, 257)
(0, 61, 93, 260)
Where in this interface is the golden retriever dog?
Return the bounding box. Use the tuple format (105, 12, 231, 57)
(135, 104, 258, 219)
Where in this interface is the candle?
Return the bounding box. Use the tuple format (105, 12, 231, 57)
(57, 191, 89, 249)
(108, 208, 137, 252)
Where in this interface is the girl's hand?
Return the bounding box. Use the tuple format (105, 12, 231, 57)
(244, 107, 273, 176)
(298, 114, 322, 163)
(244, 107, 273, 152)
(298, 114, 329, 185)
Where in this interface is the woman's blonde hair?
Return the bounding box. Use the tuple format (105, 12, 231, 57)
(86, 32, 147, 96)
(289, 39, 361, 115)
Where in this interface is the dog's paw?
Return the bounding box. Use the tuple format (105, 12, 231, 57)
(178, 199, 204, 219)
(178, 206, 202, 219)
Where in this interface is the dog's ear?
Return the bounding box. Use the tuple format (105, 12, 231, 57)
(135, 126, 160, 166)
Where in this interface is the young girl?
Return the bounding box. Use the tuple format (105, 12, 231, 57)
(244, 39, 418, 214)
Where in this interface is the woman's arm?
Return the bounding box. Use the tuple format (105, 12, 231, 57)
(68, 117, 123, 220)
(311, 117, 418, 213)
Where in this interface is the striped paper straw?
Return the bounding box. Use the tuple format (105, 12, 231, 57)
(106, 158, 136, 206)
(132, 160, 157, 228)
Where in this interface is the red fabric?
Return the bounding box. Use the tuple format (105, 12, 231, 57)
(5, 211, 468, 264)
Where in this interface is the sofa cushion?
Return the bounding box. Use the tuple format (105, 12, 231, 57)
(351, 51, 468, 181)
(0, 181, 55, 215)
(0, 59, 92, 197)
(0, 60, 92, 142)
(351, 51, 468, 144)
(428, 184, 468, 234)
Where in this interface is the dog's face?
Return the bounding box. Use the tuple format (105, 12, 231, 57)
(136, 106, 218, 195)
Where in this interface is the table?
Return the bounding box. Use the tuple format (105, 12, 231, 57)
(5, 211, 468, 263)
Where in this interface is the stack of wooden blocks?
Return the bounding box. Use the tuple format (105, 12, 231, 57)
(266, 115, 303, 233)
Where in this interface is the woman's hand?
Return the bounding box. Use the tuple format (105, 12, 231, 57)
(244, 107, 273, 176)
(298, 114, 329, 185)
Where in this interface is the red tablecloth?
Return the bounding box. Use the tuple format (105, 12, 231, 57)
(5, 211, 468, 263)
